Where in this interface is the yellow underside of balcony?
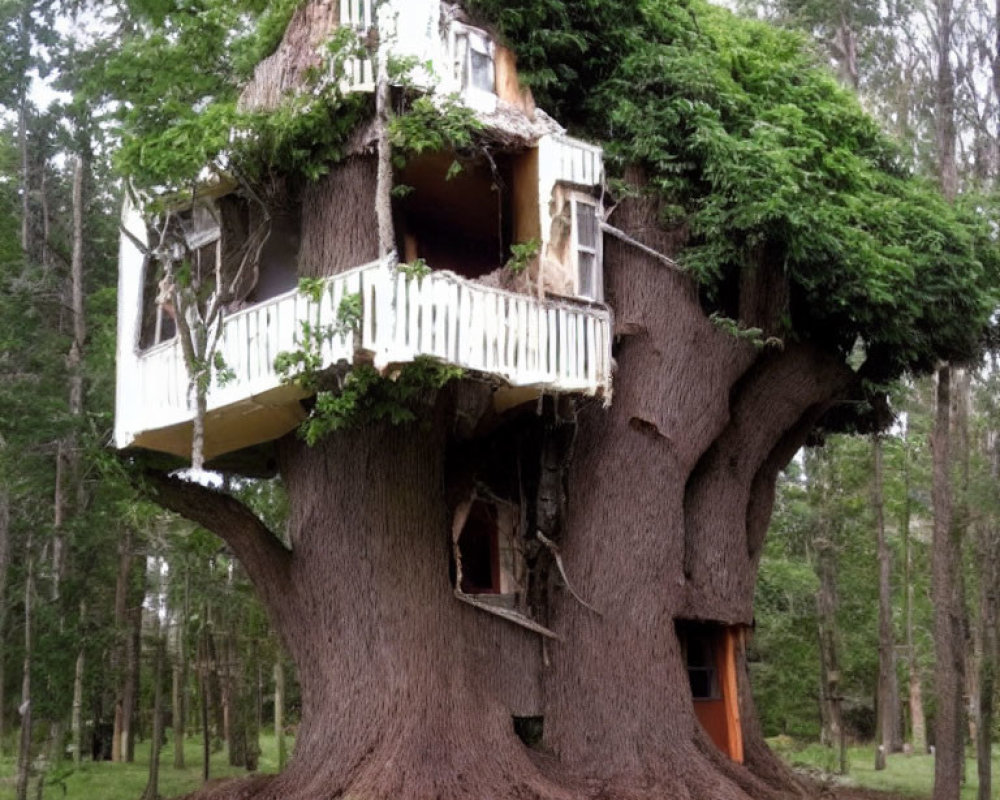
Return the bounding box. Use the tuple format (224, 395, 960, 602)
(130, 384, 307, 462)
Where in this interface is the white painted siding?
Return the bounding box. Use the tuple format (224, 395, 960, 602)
(115, 257, 612, 451)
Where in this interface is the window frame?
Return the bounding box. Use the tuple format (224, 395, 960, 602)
(448, 21, 497, 112)
(571, 195, 603, 302)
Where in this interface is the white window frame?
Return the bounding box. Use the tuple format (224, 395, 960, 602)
(448, 21, 497, 113)
(572, 196, 603, 302)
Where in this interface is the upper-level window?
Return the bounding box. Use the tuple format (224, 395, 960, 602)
(573, 198, 601, 301)
(450, 23, 496, 105)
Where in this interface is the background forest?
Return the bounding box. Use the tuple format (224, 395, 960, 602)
(1, 0, 1000, 798)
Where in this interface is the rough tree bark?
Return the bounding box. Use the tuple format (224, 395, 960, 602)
(144, 165, 857, 800)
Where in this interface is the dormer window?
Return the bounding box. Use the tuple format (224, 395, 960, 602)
(450, 22, 496, 110)
(179, 202, 221, 251)
(573, 198, 602, 301)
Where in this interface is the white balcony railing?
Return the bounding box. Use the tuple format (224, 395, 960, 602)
(116, 260, 612, 450)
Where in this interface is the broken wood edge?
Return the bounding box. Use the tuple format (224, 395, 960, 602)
(536, 531, 602, 617)
(453, 590, 563, 640)
(600, 221, 683, 272)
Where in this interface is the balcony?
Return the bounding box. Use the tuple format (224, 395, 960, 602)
(115, 249, 612, 461)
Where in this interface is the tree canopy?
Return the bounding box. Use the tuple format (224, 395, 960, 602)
(468, 0, 1000, 402)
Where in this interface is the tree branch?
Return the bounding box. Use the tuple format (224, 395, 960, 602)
(142, 471, 293, 614)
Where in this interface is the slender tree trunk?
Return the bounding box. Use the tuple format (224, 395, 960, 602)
(143, 610, 166, 800)
(274, 659, 286, 771)
(173, 645, 186, 768)
(935, 0, 959, 202)
(932, 365, 964, 800)
(816, 531, 847, 774)
(18, 99, 29, 255)
(902, 421, 928, 753)
(15, 538, 34, 800)
(200, 630, 212, 783)
(112, 529, 134, 762)
(71, 601, 86, 765)
(0, 489, 10, 749)
(375, 41, 394, 257)
(975, 429, 1000, 800)
(874, 435, 900, 769)
(123, 566, 145, 763)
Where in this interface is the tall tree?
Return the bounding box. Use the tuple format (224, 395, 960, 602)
(117, 1, 1000, 797)
(873, 434, 900, 769)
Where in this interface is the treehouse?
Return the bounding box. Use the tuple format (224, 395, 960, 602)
(114, 0, 764, 774)
(113, 0, 612, 464)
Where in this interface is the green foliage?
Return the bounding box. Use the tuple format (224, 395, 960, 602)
(233, 86, 369, 184)
(469, 0, 1000, 398)
(274, 289, 363, 390)
(507, 239, 540, 275)
(231, 0, 306, 79)
(388, 94, 483, 168)
(300, 359, 463, 445)
(708, 312, 782, 350)
(93, 0, 366, 190)
(397, 258, 430, 281)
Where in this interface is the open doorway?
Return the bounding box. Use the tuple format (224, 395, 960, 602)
(676, 621, 744, 763)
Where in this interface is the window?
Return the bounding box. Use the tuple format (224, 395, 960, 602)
(457, 500, 501, 594)
(450, 23, 496, 107)
(685, 636, 720, 700)
(573, 198, 601, 301)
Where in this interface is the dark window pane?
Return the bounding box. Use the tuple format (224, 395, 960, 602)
(578, 252, 595, 298)
(576, 202, 597, 248)
(689, 668, 716, 699)
(470, 49, 494, 92)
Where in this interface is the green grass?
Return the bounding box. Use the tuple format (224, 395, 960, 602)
(0, 731, 290, 800)
(771, 736, 1000, 799)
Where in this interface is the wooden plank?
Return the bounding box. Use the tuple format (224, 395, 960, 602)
(407, 275, 419, 354)
(722, 629, 745, 764)
(447, 281, 460, 364)
(587, 316, 598, 392)
(434, 279, 448, 358)
(516, 299, 527, 372)
(559, 311, 570, 380)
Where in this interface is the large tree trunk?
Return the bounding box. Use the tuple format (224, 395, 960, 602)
(148, 173, 854, 800)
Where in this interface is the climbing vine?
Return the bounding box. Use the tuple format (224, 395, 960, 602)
(274, 283, 462, 443)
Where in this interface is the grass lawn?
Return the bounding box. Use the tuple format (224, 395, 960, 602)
(771, 737, 1000, 799)
(0, 731, 290, 800)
